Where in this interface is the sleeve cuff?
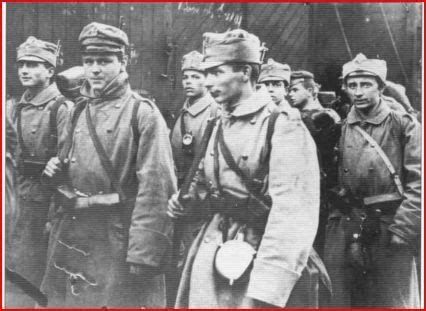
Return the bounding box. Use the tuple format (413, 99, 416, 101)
(247, 259, 301, 307)
(127, 227, 172, 268)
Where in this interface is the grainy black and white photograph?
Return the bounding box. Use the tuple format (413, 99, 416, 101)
(3, 2, 423, 308)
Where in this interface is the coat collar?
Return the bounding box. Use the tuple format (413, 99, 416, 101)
(19, 83, 61, 106)
(226, 87, 271, 118)
(347, 99, 391, 125)
(80, 71, 130, 100)
(182, 93, 215, 117)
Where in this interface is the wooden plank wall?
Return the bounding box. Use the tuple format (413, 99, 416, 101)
(6, 3, 421, 113)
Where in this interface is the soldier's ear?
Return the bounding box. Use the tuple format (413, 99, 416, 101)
(120, 55, 128, 72)
(241, 64, 251, 83)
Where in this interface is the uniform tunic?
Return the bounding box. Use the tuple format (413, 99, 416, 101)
(323, 100, 421, 307)
(176, 88, 325, 307)
(5, 84, 71, 307)
(41, 72, 177, 307)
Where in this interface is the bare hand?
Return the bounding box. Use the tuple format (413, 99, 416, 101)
(167, 192, 190, 219)
(43, 157, 63, 178)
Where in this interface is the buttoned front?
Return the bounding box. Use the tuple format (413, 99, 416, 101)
(171, 93, 219, 184)
(323, 99, 421, 307)
(41, 72, 177, 307)
(176, 89, 323, 307)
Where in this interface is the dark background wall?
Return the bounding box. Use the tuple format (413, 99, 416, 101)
(6, 3, 422, 116)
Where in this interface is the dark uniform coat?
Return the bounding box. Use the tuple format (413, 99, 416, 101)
(175, 89, 327, 307)
(6, 84, 71, 307)
(40, 73, 177, 307)
(323, 100, 421, 307)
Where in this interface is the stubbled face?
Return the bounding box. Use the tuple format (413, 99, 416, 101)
(345, 76, 381, 113)
(205, 64, 244, 106)
(17, 61, 53, 89)
(262, 80, 287, 104)
(288, 82, 311, 109)
(82, 54, 125, 92)
(182, 70, 206, 99)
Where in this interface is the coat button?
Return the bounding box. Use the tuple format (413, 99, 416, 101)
(75, 128, 80, 133)
(38, 106, 43, 110)
(368, 167, 374, 172)
(242, 155, 248, 160)
(106, 129, 112, 133)
(31, 129, 37, 134)
(71, 157, 76, 163)
(344, 168, 349, 173)
(115, 104, 121, 108)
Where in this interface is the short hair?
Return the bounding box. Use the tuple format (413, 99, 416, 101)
(229, 62, 260, 84)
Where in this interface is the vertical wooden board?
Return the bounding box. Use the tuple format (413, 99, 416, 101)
(6, 4, 25, 96)
(37, 3, 53, 42)
(140, 4, 153, 94)
(22, 4, 38, 37)
(128, 4, 144, 91)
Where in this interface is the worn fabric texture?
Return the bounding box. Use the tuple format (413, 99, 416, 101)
(41, 72, 177, 307)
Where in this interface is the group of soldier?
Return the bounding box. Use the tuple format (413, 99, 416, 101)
(5, 21, 421, 308)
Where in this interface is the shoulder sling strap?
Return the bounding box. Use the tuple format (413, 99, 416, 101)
(214, 108, 281, 196)
(48, 96, 68, 158)
(353, 125, 404, 196)
(131, 99, 142, 144)
(85, 103, 126, 202)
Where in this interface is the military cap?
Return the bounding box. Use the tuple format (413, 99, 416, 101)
(201, 29, 262, 70)
(259, 58, 291, 84)
(290, 70, 315, 87)
(181, 50, 204, 72)
(342, 53, 387, 85)
(79, 22, 129, 54)
(17, 36, 59, 67)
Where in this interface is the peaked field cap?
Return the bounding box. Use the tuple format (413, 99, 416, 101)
(259, 58, 291, 83)
(17, 36, 59, 67)
(181, 50, 204, 72)
(342, 53, 387, 84)
(201, 29, 262, 70)
(290, 70, 315, 86)
(79, 22, 129, 53)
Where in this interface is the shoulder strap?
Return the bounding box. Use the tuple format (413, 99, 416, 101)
(215, 108, 280, 197)
(131, 99, 142, 144)
(86, 104, 125, 201)
(48, 96, 68, 158)
(353, 125, 404, 196)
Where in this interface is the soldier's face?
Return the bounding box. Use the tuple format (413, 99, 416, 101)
(17, 61, 53, 89)
(288, 82, 312, 109)
(262, 80, 287, 104)
(345, 76, 381, 113)
(182, 70, 206, 99)
(82, 54, 125, 91)
(205, 64, 244, 106)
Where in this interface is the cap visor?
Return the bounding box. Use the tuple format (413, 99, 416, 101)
(17, 55, 46, 63)
(259, 76, 286, 83)
(200, 60, 225, 70)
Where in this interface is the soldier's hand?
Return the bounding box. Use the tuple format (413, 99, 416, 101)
(389, 234, 410, 251)
(43, 157, 64, 178)
(167, 192, 190, 219)
(129, 263, 160, 279)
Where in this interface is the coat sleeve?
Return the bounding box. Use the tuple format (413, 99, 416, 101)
(388, 114, 421, 245)
(246, 112, 320, 307)
(126, 103, 177, 268)
(56, 101, 74, 154)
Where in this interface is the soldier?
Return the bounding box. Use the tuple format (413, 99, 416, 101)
(167, 50, 219, 306)
(323, 53, 421, 307)
(5, 37, 72, 307)
(288, 71, 341, 256)
(171, 51, 219, 187)
(258, 58, 291, 109)
(41, 22, 176, 307)
(168, 29, 328, 307)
